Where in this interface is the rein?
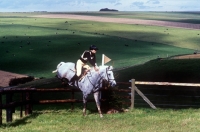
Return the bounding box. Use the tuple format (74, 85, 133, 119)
(86, 68, 112, 91)
(86, 71, 104, 91)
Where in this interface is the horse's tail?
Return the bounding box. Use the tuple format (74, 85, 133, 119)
(52, 69, 57, 73)
(52, 62, 65, 73)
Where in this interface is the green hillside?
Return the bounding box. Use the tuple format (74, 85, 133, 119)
(0, 12, 199, 79)
(115, 58, 200, 83)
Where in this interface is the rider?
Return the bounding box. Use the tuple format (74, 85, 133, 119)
(70, 45, 99, 85)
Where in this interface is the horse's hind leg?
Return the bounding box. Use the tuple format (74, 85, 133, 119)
(94, 92, 103, 118)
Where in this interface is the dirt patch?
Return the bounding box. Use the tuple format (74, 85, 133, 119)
(172, 54, 200, 59)
(0, 70, 28, 87)
(34, 14, 200, 29)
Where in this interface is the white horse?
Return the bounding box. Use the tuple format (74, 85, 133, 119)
(52, 62, 116, 117)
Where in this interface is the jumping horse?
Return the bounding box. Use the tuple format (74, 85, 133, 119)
(52, 62, 116, 117)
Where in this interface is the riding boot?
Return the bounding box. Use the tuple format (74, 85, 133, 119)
(69, 74, 79, 86)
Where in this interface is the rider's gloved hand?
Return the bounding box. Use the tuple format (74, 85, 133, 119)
(94, 66, 99, 71)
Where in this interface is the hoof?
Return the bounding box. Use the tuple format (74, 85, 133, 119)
(100, 114, 103, 118)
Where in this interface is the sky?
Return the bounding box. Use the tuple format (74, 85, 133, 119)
(0, 0, 199, 12)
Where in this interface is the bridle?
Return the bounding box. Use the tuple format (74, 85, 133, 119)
(86, 66, 115, 91)
(105, 66, 116, 86)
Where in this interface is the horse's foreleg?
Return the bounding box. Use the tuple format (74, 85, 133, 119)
(94, 92, 103, 118)
(83, 95, 87, 116)
(83, 103, 87, 116)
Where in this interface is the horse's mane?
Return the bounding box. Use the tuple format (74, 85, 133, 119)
(90, 65, 112, 73)
(99, 65, 113, 70)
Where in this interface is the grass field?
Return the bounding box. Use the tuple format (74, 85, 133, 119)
(0, 12, 198, 78)
(1, 107, 200, 132)
(1, 12, 200, 131)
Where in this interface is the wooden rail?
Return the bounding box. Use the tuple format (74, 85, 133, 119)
(0, 85, 132, 125)
(1, 79, 200, 125)
(130, 79, 200, 110)
(135, 81, 200, 87)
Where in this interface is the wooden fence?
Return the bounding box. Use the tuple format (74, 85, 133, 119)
(1, 79, 200, 124)
(131, 79, 200, 109)
(0, 83, 134, 125)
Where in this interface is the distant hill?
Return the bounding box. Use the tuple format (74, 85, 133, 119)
(99, 8, 118, 12)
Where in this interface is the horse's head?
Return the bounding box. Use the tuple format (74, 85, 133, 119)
(100, 65, 116, 87)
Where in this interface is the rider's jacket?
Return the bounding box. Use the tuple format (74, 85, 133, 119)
(80, 50, 97, 67)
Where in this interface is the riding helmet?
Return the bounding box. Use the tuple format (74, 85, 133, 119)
(89, 45, 98, 50)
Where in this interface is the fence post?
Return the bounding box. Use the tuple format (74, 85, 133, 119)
(20, 92, 23, 118)
(0, 93, 2, 125)
(6, 94, 13, 122)
(25, 91, 32, 115)
(71, 89, 74, 110)
(130, 79, 135, 109)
